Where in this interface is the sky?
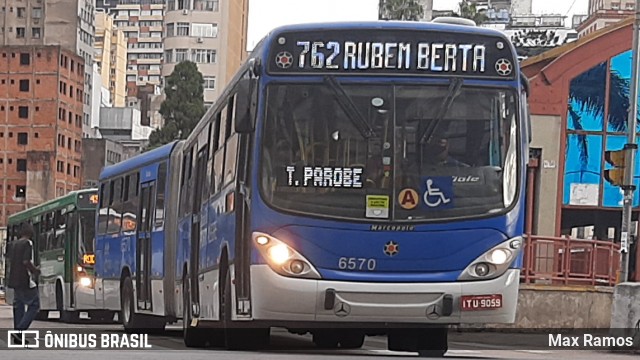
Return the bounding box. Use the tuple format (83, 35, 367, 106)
(247, 0, 589, 50)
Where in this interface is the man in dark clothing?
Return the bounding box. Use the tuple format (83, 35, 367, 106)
(7, 222, 40, 345)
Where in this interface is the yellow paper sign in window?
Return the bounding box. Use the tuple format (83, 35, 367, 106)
(366, 195, 389, 219)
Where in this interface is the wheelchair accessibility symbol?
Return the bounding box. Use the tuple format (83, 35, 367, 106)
(422, 177, 453, 208)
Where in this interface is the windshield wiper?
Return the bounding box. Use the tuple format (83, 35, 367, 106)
(324, 75, 376, 138)
(418, 78, 464, 144)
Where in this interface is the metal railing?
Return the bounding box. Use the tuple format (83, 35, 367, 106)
(521, 235, 621, 286)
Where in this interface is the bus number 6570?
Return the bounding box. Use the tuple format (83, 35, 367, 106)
(338, 257, 376, 271)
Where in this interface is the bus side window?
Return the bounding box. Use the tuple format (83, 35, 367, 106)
(44, 213, 54, 251)
(36, 222, 46, 252)
(122, 173, 139, 232)
(211, 112, 223, 195)
(186, 146, 196, 212)
(98, 182, 110, 235)
(107, 178, 123, 234)
(155, 162, 167, 230)
(224, 95, 238, 186)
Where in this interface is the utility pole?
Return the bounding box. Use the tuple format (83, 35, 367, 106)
(619, 0, 640, 283)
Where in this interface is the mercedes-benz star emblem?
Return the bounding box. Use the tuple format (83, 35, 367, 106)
(426, 304, 440, 320)
(334, 302, 351, 317)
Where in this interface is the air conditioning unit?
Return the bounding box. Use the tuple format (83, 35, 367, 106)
(196, 37, 203, 43)
(33, 18, 40, 24)
(182, 9, 188, 15)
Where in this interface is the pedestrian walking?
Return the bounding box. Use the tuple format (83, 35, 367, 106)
(7, 222, 40, 345)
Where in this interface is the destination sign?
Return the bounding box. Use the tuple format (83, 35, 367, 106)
(78, 192, 99, 208)
(268, 29, 516, 79)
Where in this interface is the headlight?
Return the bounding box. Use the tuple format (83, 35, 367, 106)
(253, 232, 321, 279)
(458, 237, 523, 281)
(79, 277, 92, 287)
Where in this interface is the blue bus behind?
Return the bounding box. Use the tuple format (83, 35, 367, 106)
(94, 140, 183, 330)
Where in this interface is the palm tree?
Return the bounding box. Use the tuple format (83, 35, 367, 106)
(454, 0, 488, 25)
(379, 0, 424, 21)
(567, 60, 632, 175)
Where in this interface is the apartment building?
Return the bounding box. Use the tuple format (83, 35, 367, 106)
(0, 46, 84, 226)
(0, 0, 96, 138)
(577, 0, 635, 37)
(95, 10, 127, 108)
(163, 0, 249, 106)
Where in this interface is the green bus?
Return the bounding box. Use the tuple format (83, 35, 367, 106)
(5, 188, 111, 322)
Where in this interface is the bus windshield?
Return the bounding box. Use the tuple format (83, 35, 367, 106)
(260, 81, 519, 221)
(78, 210, 95, 263)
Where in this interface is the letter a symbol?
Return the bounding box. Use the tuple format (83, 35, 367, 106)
(399, 189, 419, 210)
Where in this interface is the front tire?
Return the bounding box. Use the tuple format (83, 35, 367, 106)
(388, 327, 448, 357)
(121, 276, 142, 332)
(222, 270, 269, 350)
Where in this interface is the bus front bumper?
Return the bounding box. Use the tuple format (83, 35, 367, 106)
(249, 265, 519, 325)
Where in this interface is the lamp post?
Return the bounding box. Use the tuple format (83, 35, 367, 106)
(619, 0, 640, 283)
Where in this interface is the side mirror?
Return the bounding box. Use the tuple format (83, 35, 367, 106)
(520, 71, 529, 97)
(234, 77, 258, 133)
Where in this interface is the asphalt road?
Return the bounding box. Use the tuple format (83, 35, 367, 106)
(0, 303, 638, 359)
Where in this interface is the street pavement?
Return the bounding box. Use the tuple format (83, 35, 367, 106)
(0, 303, 638, 359)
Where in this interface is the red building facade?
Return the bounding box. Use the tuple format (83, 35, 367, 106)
(0, 46, 85, 226)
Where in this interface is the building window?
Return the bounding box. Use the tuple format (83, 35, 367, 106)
(192, 23, 218, 38)
(16, 27, 25, 38)
(175, 48, 189, 62)
(203, 76, 215, 89)
(16, 185, 26, 198)
(16, 159, 26, 172)
(18, 106, 28, 118)
(192, 49, 216, 64)
(611, 2, 620, 9)
(17, 132, 28, 145)
(194, 0, 218, 11)
(177, 0, 189, 10)
(176, 22, 190, 36)
(17, 7, 25, 18)
(32, 7, 42, 18)
(67, 163, 71, 175)
(166, 23, 174, 37)
(32, 28, 41, 39)
(19, 79, 29, 92)
(164, 50, 173, 63)
(20, 53, 30, 65)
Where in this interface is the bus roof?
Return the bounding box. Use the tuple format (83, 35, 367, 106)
(264, 21, 507, 38)
(99, 140, 178, 180)
(7, 188, 98, 225)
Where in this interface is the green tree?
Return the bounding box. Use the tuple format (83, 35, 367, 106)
(146, 61, 206, 150)
(453, 0, 488, 25)
(379, 0, 424, 21)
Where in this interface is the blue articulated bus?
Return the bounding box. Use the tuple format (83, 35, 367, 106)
(94, 140, 183, 331)
(96, 19, 531, 356)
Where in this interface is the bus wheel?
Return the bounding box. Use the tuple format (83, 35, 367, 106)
(56, 282, 78, 323)
(222, 270, 269, 350)
(388, 328, 448, 358)
(339, 331, 365, 349)
(121, 276, 142, 332)
(182, 276, 207, 348)
(35, 311, 49, 321)
(312, 330, 339, 349)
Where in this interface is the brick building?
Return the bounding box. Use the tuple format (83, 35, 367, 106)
(0, 46, 84, 226)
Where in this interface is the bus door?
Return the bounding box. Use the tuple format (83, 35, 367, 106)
(136, 181, 155, 311)
(189, 147, 208, 315)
